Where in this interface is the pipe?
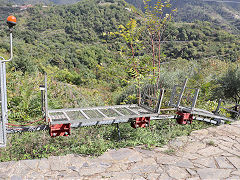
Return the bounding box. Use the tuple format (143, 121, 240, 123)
(1, 32, 13, 62)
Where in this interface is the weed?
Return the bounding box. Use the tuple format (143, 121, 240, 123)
(163, 149, 176, 155)
(206, 140, 215, 146)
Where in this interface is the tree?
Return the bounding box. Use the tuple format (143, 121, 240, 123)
(214, 67, 240, 104)
(142, 0, 177, 85)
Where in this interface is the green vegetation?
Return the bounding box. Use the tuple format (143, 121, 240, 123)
(0, 119, 211, 161)
(126, 0, 240, 34)
(0, 0, 239, 161)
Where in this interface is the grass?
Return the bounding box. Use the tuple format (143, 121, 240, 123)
(206, 140, 216, 146)
(0, 118, 212, 162)
(163, 148, 176, 155)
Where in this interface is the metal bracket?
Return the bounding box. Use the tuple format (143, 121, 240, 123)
(176, 111, 193, 125)
(131, 117, 150, 128)
(49, 123, 71, 137)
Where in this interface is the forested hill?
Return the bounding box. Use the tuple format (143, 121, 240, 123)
(2, 0, 82, 4)
(125, 0, 240, 34)
(3, 0, 240, 34)
(0, 0, 135, 81)
(0, 0, 239, 75)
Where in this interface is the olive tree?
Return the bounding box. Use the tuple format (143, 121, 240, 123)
(214, 67, 240, 104)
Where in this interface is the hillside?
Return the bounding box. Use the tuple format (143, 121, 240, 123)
(2, 0, 240, 33)
(125, 0, 240, 34)
(2, 0, 82, 5)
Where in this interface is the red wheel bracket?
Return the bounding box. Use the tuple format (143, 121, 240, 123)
(131, 117, 150, 128)
(176, 111, 193, 125)
(49, 123, 71, 137)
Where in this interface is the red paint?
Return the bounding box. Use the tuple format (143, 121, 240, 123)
(49, 123, 71, 137)
(131, 117, 150, 128)
(176, 111, 193, 125)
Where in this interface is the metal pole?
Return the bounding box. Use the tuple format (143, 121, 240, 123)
(191, 88, 200, 113)
(156, 88, 164, 114)
(214, 99, 222, 115)
(116, 123, 121, 141)
(176, 78, 188, 108)
(2, 32, 13, 62)
(44, 74, 48, 122)
(0, 62, 7, 147)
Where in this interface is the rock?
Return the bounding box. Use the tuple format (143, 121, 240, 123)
(167, 166, 189, 179)
(233, 143, 240, 150)
(156, 154, 180, 165)
(184, 142, 206, 153)
(175, 159, 194, 168)
(215, 156, 235, 169)
(102, 172, 132, 180)
(227, 157, 240, 169)
(132, 174, 146, 180)
(178, 153, 202, 160)
(38, 158, 50, 172)
(218, 144, 240, 156)
(134, 147, 157, 158)
(128, 162, 158, 173)
(78, 161, 111, 176)
(20, 159, 39, 170)
(186, 168, 197, 176)
(186, 177, 200, 180)
(154, 145, 169, 152)
(0, 161, 16, 172)
(190, 129, 209, 137)
(69, 155, 87, 169)
(197, 146, 223, 157)
(226, 176, 240, 180)
(127, 158, 158, 173)
(10, 162, 32, 178)
(192, 157, 217, 168)
(10, 175, 22, 180)
(49, 156, 68, 171)
(147, 173, 160, 180)
(169, 136, 188, 148)
(102, 148, 142, 163)
(106, 163, 128, 172)
(158, 173, 172, 180)
(197, 168, 231, 179)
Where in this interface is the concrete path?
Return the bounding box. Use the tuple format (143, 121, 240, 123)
(0, 121, 240, 180)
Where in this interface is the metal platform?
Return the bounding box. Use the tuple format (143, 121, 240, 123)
(179, 106, 234, 122)
(48, 104, 172, 127)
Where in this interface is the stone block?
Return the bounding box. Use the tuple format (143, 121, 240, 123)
(167, 166, 189, 179)
(197, 168, 231, 179)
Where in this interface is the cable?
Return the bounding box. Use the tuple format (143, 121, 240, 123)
(6, 118, 45, 127)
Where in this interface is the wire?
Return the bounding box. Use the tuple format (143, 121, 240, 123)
(6, 118, 45, 127)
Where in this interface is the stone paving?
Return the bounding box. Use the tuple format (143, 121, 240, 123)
(0, 121, 240, 180)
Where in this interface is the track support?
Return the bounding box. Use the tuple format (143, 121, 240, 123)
(115, 123, 121, 141)
(49, 123, 71, 137)
(176, 111, 193, 125)
(131, 117, 150, 128)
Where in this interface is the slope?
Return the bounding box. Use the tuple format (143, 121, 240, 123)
(125, 0, 240, 34)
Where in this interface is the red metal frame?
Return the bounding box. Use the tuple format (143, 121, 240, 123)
(49, 123, 71, 137)
(176, 111, 193, 125)
(131, 117, 150, 128)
